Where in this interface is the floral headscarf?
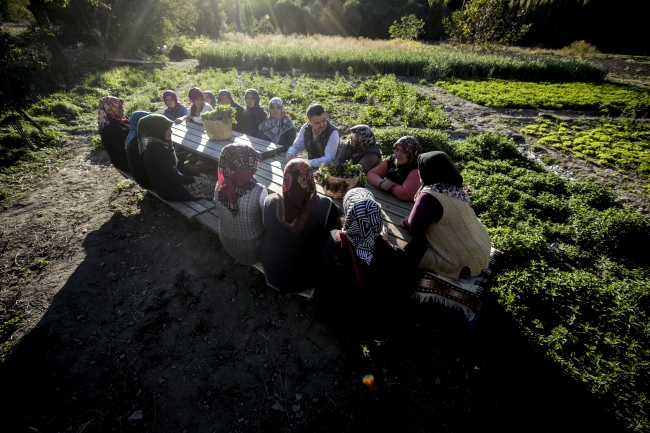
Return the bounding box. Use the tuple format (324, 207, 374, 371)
(348, 124, 380, 161)
(163, 90, 186, 117)
(188, 87, 205, 116)
(272, 158, 317, 234)
(217, 144, 262, 216)
(136, 114, 175, 162)
(386, 136, 423, 185)
(341, 188, 384, 265)
(417, 151, 471, 205)
(98, 96, 129, 135)
(217, 89, 235, 105)
(258, 97, 296, 143)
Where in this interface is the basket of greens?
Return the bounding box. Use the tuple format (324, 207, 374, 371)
(200, 105, 237, 140)
(314, 161, 367, 198)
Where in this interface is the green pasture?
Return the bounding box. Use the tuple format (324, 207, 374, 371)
(1, 64, 650, 431)
(522, 118, 650, 173)
(437, 79, 650, 116)
(196, 42, 606, 82)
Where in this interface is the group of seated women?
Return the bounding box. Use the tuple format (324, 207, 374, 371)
(160, 87, 297, 149)
(212, 144, 491, 338)
(98, 93, 492, 339)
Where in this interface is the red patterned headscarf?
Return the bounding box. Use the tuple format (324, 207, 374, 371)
(217, 144, 261, 216)
(272, 158, 317, 234)
(98, 96, 129, 135)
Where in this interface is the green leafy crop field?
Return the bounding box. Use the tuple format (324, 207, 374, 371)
(197, 41, 605, 82)
(522, 118, 650, 173)
(437, 79, 650, 116)
(450, 134, 650, 431)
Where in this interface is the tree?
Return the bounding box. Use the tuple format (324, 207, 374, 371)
(25, 0, 72, 84)
(427, 0, 448, 40)
(389, 14, 425, 41)
(443, 0, 531, 49)
(71, 0, 120, 59)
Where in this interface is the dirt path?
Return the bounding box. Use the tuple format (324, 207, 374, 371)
(0, 136, 622, 432)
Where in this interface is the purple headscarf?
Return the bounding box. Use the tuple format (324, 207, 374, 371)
(163, 90, 186, 116)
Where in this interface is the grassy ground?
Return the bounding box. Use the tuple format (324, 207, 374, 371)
(2, 37, 650, 430)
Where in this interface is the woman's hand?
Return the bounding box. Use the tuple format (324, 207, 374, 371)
(174, 118, 183, 125)
(400, 217, 408, 228)
(380, 224, 389, 242)
(285, 153, 294, 162)
(379, 179, 395, 191)
(185, 116, 194, 123)
(194, 174, 208, 182)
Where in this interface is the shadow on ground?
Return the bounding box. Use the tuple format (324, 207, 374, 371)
(1, 202, 621, 433)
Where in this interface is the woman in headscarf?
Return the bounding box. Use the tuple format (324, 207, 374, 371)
(257, 97, 296, 151)
(367, 136, 423, 201)
(185, 87, 213, 124)
(204, 91, 217, 108)
(138, 114, 215, 201)
(213, 143, 265, 265)
(335, 124, 382, 174)
(315, 189, 415, 341)
(162, 90, 188, 123)
(240, 89, 267, 137)
(125, 111, 153, 189)
(400, 151, 491, 280)
(98, 96, 130, 172)
(259, 158, 341, 294)
(217, 89, 245, 132)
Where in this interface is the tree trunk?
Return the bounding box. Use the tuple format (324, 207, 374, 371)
(26, 1, 72, 85)
(234, 0, 242, 32)
(428, 0, 448, 40)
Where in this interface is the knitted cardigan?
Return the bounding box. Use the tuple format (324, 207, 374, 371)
(419, 191, 491, 279)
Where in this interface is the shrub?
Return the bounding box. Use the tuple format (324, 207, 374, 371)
(561, 40, 600, 56)
(389, 14, 426, 41)
(443, 0, 531, 48)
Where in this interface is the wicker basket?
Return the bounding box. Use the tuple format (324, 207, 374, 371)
(203, 119, 232, 140)
(321, 175, 360, 199)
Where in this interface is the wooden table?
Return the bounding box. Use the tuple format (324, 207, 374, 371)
(169, 122, 415, 247)
(172, 121, 281, 161)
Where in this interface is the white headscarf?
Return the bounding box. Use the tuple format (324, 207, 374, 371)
(258, 97, 295, 143)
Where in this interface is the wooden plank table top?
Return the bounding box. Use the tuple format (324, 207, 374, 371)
(172, 121, 280, 161)
(171, 124, 415, 247)
(255, 154, 415, 248)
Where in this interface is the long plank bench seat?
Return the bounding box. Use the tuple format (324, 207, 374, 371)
(114, 168, 215, 220)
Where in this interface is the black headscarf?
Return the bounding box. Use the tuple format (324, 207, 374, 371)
(417, 151, 463, 187)
(386, 136, 422, 185)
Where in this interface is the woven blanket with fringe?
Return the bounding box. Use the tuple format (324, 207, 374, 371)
(413, 248, 504, 322)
